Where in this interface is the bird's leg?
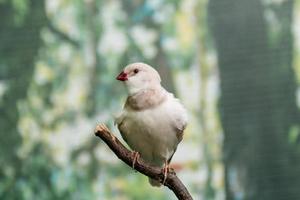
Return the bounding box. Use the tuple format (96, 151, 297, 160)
(162, 160, 170, 185)
(131, 151, 140, 170)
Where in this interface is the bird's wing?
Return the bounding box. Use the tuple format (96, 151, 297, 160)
(174, 119, 187, 142)
(167, 147, 177, 164)
(170, 96, 188, 142)
(167, 120, 186, 163)
(167, 99, 188, 163)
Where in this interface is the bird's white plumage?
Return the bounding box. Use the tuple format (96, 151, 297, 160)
(117, 92, 187, 166)
(115, 62, 188, 186)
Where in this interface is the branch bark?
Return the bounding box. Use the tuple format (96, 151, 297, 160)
(94, 124, 193, 200)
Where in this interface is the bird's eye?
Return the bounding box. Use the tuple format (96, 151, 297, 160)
(134, 69, 139, 74)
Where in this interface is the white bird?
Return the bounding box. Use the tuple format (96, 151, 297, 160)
(115, 62, 188, 186)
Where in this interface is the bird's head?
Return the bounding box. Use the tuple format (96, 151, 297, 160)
(116, 62, 161, 95)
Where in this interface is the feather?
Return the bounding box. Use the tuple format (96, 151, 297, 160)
(115, 62, 188, 187)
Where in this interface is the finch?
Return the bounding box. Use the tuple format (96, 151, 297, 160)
(115, 62, 188, 186)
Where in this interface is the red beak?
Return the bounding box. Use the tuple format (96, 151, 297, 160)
(116, 71, 128, 81)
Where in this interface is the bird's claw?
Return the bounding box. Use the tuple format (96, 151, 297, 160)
(162, 161, 170, 185)
(169, 167, 175, 174)
(132, 151, 140, 170)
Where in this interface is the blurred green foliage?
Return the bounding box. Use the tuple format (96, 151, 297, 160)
(0, 0, 300, 199)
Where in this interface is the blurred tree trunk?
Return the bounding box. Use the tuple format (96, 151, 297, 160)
(0, 0, 46, 166)
(84, 0, 102, 116)
(0, 0, 46, 197)
(195, 0, 215, 199)
(208, 0, 300, 199)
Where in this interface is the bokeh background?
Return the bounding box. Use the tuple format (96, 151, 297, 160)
(1, 0, 300, 199)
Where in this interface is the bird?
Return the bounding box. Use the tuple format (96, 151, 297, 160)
(115, 62, 188, 187)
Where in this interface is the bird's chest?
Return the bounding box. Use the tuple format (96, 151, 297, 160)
(124, 108, 169, 143)
(121, 105, 176, 164)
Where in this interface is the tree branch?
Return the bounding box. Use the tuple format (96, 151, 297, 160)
(94, 124, 194, 200)
(47, 19, 80, 48)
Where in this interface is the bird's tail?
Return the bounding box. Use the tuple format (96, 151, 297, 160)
(148, 178, 162, 187)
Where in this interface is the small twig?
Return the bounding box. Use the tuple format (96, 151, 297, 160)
(47, 19, 80, 48)
(94, 123, 194, 200)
